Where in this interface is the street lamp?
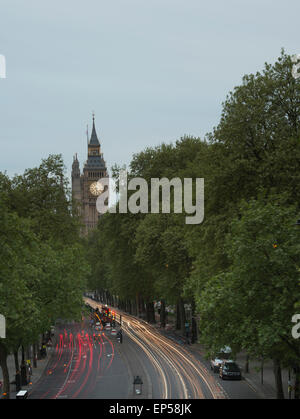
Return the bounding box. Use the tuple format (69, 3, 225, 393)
(133, 376, 143, 395)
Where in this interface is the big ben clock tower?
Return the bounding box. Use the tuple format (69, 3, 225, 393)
(72, 114, 108, 235)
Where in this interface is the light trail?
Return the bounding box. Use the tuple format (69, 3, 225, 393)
(31, 320, 116, 399)
(123, 320, 170, 398)
(85, 298, 226, 399)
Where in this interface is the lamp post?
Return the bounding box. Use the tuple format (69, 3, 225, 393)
(133, 376, 143, 395)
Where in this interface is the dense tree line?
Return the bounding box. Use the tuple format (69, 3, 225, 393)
(0, 155, 89, 398)
(87, 51, 300, 398)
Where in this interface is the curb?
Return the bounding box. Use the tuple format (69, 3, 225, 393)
(243, 376, 276, 399)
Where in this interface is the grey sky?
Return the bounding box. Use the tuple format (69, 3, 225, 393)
(0, 0, 299, 183)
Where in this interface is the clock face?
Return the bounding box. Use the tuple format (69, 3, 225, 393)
(90, 181, 104, 196)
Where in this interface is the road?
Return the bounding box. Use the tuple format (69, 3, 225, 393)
(28, 298, 259, 399)
(86, 298, 226, 399)
(29, 320, 130, 399)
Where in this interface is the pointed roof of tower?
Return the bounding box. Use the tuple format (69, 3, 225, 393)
(89, 113, 100, 146)
(72, 153, 79, 167)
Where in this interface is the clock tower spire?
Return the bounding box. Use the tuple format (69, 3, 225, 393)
(88, 113, 100, 154)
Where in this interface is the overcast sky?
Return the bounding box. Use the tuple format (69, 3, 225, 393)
(0, 0, 299, 182)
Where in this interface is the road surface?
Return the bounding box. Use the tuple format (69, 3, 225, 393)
(28, 298, 259, 399)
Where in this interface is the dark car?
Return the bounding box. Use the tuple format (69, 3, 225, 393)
(219, 361, 242, 380)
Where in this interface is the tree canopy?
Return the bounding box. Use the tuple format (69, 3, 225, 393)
(0, 155, 89, 398)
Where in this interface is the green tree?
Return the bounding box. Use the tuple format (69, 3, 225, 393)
(10, 154, 81, 244)
(197, 197, 300, 398)
(0, 155, 88, 398)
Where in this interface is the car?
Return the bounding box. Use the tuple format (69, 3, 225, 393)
(210, 357, 224, 373)
(219, 361, 242, 380)
(210, 346, 232, 373)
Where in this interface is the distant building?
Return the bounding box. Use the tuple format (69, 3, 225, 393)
(72, 114, 108, 234)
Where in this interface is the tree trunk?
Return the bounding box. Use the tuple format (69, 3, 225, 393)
(127, 300, 132, 314)
(260, 358, 264, 385)
(14, 350, 20, 374)
(26, 346, 31, 364)
(176, 300, 181, 330)
(244, 354, 250, 373)
(191, 299, 198, 343)
(20, 345, 28, 386)
(136, 293, 140, 317)
(0, 342, 10, 399)
(146, 302, 150, 322)
(139, 297, 146, 319)
(179, 298, 186, 336)
(273, 358, 284, 399)
(132, 299, 137, 316)
(294, 366, 300, 399)
(146, 302, 156, 324)
(175, 298, 186, 334)
(33, 343, 38, 368)
(160, 300, 166, 328)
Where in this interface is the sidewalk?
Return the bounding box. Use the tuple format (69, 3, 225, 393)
(0, 347, 53, 399)
(233, 352, 290, 399)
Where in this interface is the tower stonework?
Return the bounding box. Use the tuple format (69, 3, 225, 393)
(71, 154, 81, 203)
(71, 115, 108, 235)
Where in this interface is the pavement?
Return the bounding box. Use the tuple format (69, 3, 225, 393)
(233, 351, 289, 399)
(0, 346, 54, 399)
